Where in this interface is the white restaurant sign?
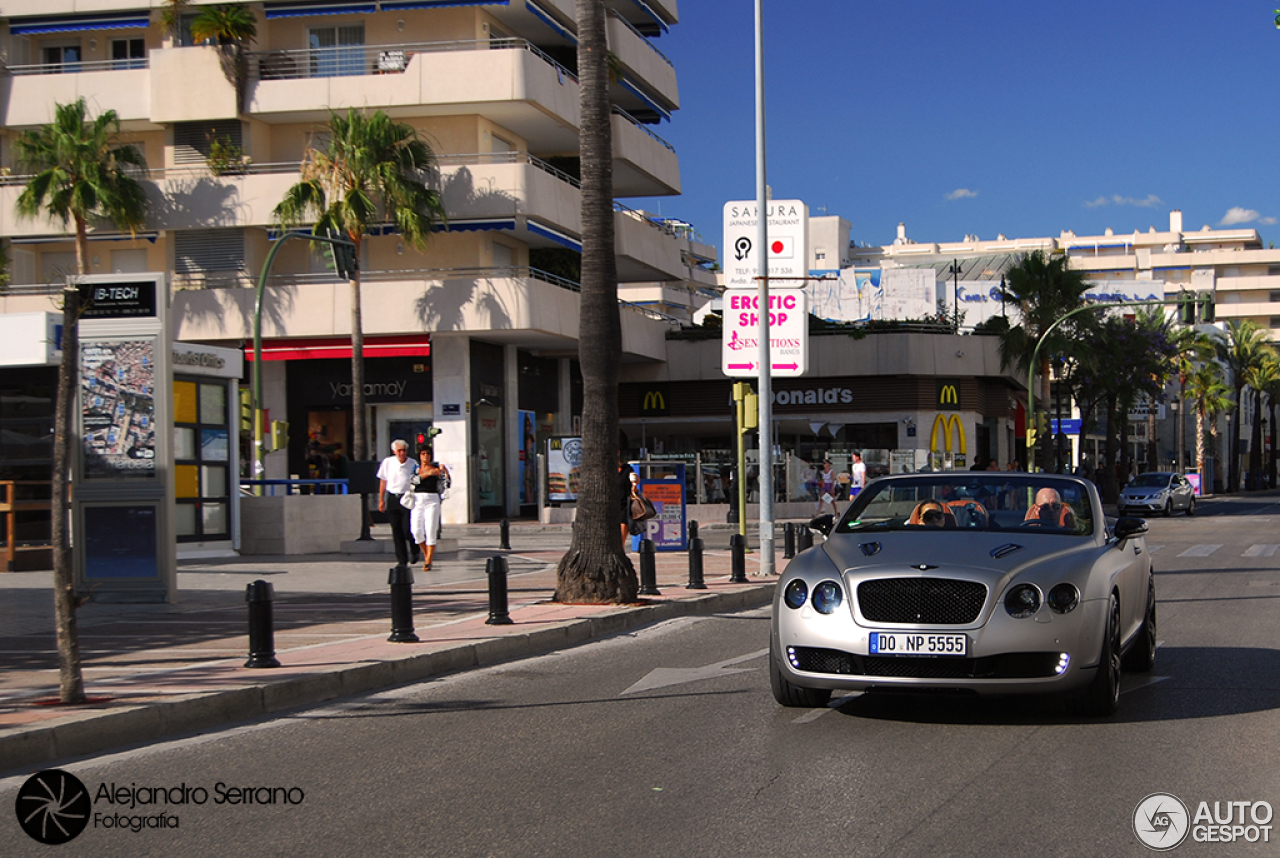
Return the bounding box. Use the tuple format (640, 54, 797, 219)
(721, 287, 808, 378)
(722, 199, 809, 289)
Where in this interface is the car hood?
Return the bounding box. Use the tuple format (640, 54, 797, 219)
(1121, 485, 1167, 496)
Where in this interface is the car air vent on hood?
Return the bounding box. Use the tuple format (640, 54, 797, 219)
(990, 543, 1023, 559)
(860, 542, 881, 557)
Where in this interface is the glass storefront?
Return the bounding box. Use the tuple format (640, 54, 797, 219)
(173, 376, 231, 540)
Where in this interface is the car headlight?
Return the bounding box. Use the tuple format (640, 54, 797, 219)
(783, 579, 808, 610)
(1047, 583, 1080, 614)
(812, 581, 843, 615)
(1004, 583, 1041, 619)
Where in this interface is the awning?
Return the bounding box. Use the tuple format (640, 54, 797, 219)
(618, 76, 671, 122)
(380, 0, 508, 10)
(527, 220, 581, 252)
(9, 233, 159, 245)
(264, 1, 377, 19)
(630, 0, 670, 34)
(526, 0, 576, 43)
(9, 11, 150, 35)
(245, 335, 430, 361)
(441, 219, 516, 233)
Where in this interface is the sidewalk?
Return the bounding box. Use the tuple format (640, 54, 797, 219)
(0, 522, 788, 773)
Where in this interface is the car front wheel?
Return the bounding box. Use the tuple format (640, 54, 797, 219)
(1186, 496, 1195, 516)
(770, 638, 832, 708)
(1163, 500, 1172, 517)
(1123, 578, 1157, 673)
(1074, 593, 1121, 717)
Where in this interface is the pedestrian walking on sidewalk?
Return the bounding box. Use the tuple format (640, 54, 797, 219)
(412, 446, 448, 572)
(377, 439, 420, 567)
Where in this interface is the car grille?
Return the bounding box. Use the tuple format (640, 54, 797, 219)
(857, 577, 987, 624)
(788, 646, 1061, 679)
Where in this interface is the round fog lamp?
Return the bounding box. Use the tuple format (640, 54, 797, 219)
(1047, 583, 1079, 614)
(1004, 583, 1041, 619)
(812, 581, 843, 615)
(783, 579, 809, 610)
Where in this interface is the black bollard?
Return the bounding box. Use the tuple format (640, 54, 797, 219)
(729, 533, 748, 583)
(783, 522, 796, 559)
(797, 525, 813, 553)
(499, 518, 511, 550)
(638, 538, 661, 596)
(244, 580, 281, 668)
(688, 520, 699, 542)
(388, 564, 419, 642)
(686, 537, 706, 589)
(486, 556, 513, 625)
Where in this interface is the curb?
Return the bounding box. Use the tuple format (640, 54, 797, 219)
(1, 584, 776, 773)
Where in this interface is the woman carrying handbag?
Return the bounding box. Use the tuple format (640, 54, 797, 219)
(411, 446, 449, 572)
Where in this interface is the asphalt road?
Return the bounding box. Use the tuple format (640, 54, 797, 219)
(4, 496, 1280, 857)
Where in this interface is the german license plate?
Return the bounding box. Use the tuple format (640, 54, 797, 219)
(869, 632, 967, 656)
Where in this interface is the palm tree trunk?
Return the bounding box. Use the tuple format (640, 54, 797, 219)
(1195, 406, 1206, 483)
(350, 265, 367, 462)
(1230, 384, 1243, 492)
(554, 0, 636, 603)
(1102, 394, 1119, 504)
(1249, 389, 1263, 491)
(1039, 355, 1052, 473)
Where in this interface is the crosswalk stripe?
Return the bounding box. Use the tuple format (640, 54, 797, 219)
(1243, 544, 1280, 558)
(1178, 544, 1222, 557)
(1147, 544, 1165, 553)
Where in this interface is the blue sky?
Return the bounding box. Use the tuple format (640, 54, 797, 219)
(631, 1, 1280, 256)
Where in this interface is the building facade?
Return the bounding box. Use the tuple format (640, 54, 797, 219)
(0, 0, 712, 540)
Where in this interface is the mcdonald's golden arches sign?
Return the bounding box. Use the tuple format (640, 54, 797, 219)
(936, 380, 961, 411)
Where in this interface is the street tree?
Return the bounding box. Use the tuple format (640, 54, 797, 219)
(274, 108, 446, 462)
(14, 97, 148, 704)
(1241, 343, 1279, 489)
(1213, 319, 1271, 492)
(1260, 351, 1280, 489)
(997, 250, 1094, 471)
(1186, 362, 1232, 491)
(189, 4, 258, 109)
(553, 0, 637, 604)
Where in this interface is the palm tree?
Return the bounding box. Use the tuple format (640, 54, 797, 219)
(1261, 351, 1280, 489)
(159, 0, 191, 41)
(189, 4, 258, 108)
(1214, 319, 1270, 492)
(1186, 362, 1232, 493)
(1241, 344, 1279, 490)
(1169, 327, 1215, 471)
(273, 109, 445, 463)
(997, 250, 1093, 472)
(14, 98, 148, 705)
(552, 0, 638, 604)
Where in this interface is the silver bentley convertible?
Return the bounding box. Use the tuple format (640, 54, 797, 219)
(771, 473, 1156, 716)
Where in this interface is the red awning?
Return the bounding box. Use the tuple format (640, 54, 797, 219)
(244, 335, 431, 361)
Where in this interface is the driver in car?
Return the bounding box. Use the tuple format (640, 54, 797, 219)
(1025, 487, 1077, 529)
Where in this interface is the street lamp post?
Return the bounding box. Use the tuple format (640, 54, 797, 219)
(949, 259, 961, 330)
(1172, 396, 1183, 474)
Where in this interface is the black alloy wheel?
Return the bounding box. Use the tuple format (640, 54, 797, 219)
(1075, 593, 1121, 717)
(1123, 578, 1157, 673)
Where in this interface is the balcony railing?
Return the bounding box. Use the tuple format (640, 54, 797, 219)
(5, 57, 149, 76)
(607, 9, 674, 68)
(247, 38, 577, 84)
(612, 106, 674, 153)
(169, 265, 583, 292)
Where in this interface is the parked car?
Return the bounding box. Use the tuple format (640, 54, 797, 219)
(1118, 472, 1195, 517)
(771, 473, 1155, 717)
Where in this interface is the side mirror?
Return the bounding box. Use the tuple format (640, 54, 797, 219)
(1113, 516, 1149, 542)
(809, 513, 834, 536)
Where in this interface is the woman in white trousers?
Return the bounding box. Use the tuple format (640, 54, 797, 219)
(411, 447, 449, 572)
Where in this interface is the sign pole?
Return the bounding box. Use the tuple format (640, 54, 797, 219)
(754, 0, 774, 576)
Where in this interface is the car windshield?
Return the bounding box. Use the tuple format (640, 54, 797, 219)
(1129, 474, 1171, 488)
(832, 474, 1094, 536)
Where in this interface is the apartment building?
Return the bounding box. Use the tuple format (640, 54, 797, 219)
(0, 0, 711, 540)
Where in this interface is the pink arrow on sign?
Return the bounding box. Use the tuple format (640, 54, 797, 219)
(727, 363, 755, 370)
(773, 363, 799, 371)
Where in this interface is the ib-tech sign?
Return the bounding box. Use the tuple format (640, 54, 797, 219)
(79, 281, 158, 319)
(722, 200, 809, 289)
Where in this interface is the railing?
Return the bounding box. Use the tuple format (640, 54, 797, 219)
(6, 57, 149, 76)
(614, 200, 681, 238)
(241, 479, 349, 496)
(612, 106, 675, 153)
(607, 9, 674, 68)
(247, 37, 578, 84)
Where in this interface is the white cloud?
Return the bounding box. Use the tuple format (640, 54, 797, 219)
(1220, 207, 1261, 226)
(945, 188, 977, 201)
(1261, 217, 1277, 226)
(1083, 194, 1163, 208)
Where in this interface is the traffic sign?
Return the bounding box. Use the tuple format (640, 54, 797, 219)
(723, 200, 809, 289)
(722, 288, 808, 377)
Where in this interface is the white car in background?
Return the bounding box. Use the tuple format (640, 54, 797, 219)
(1118, 472, 1195, 517)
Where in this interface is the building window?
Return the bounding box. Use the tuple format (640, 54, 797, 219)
(309, 25, 365, 77)
(173, 378, 231, 541)
(1269, 290, 1280, 302)
(40, 44, 81, 73)
(1270, 316, 1280, 328)
(111, 38, 146, 69)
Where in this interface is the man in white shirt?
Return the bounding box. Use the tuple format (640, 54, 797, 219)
(377, 439, 419, 566)
(850, 451, 867, 498)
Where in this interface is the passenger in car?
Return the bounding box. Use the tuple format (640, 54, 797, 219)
(909, 500, 954, 527)
(1024, 487, 1077, 528)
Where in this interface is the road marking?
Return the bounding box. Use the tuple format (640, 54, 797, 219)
(1243, 544, 1280, 557)
(792, 693, 861, 723)
(620, 648, 768, 695)
(1147, 544, 1165, 553)
(1121, 675, 1170, 694)
(1178, 544, 1222, 557)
